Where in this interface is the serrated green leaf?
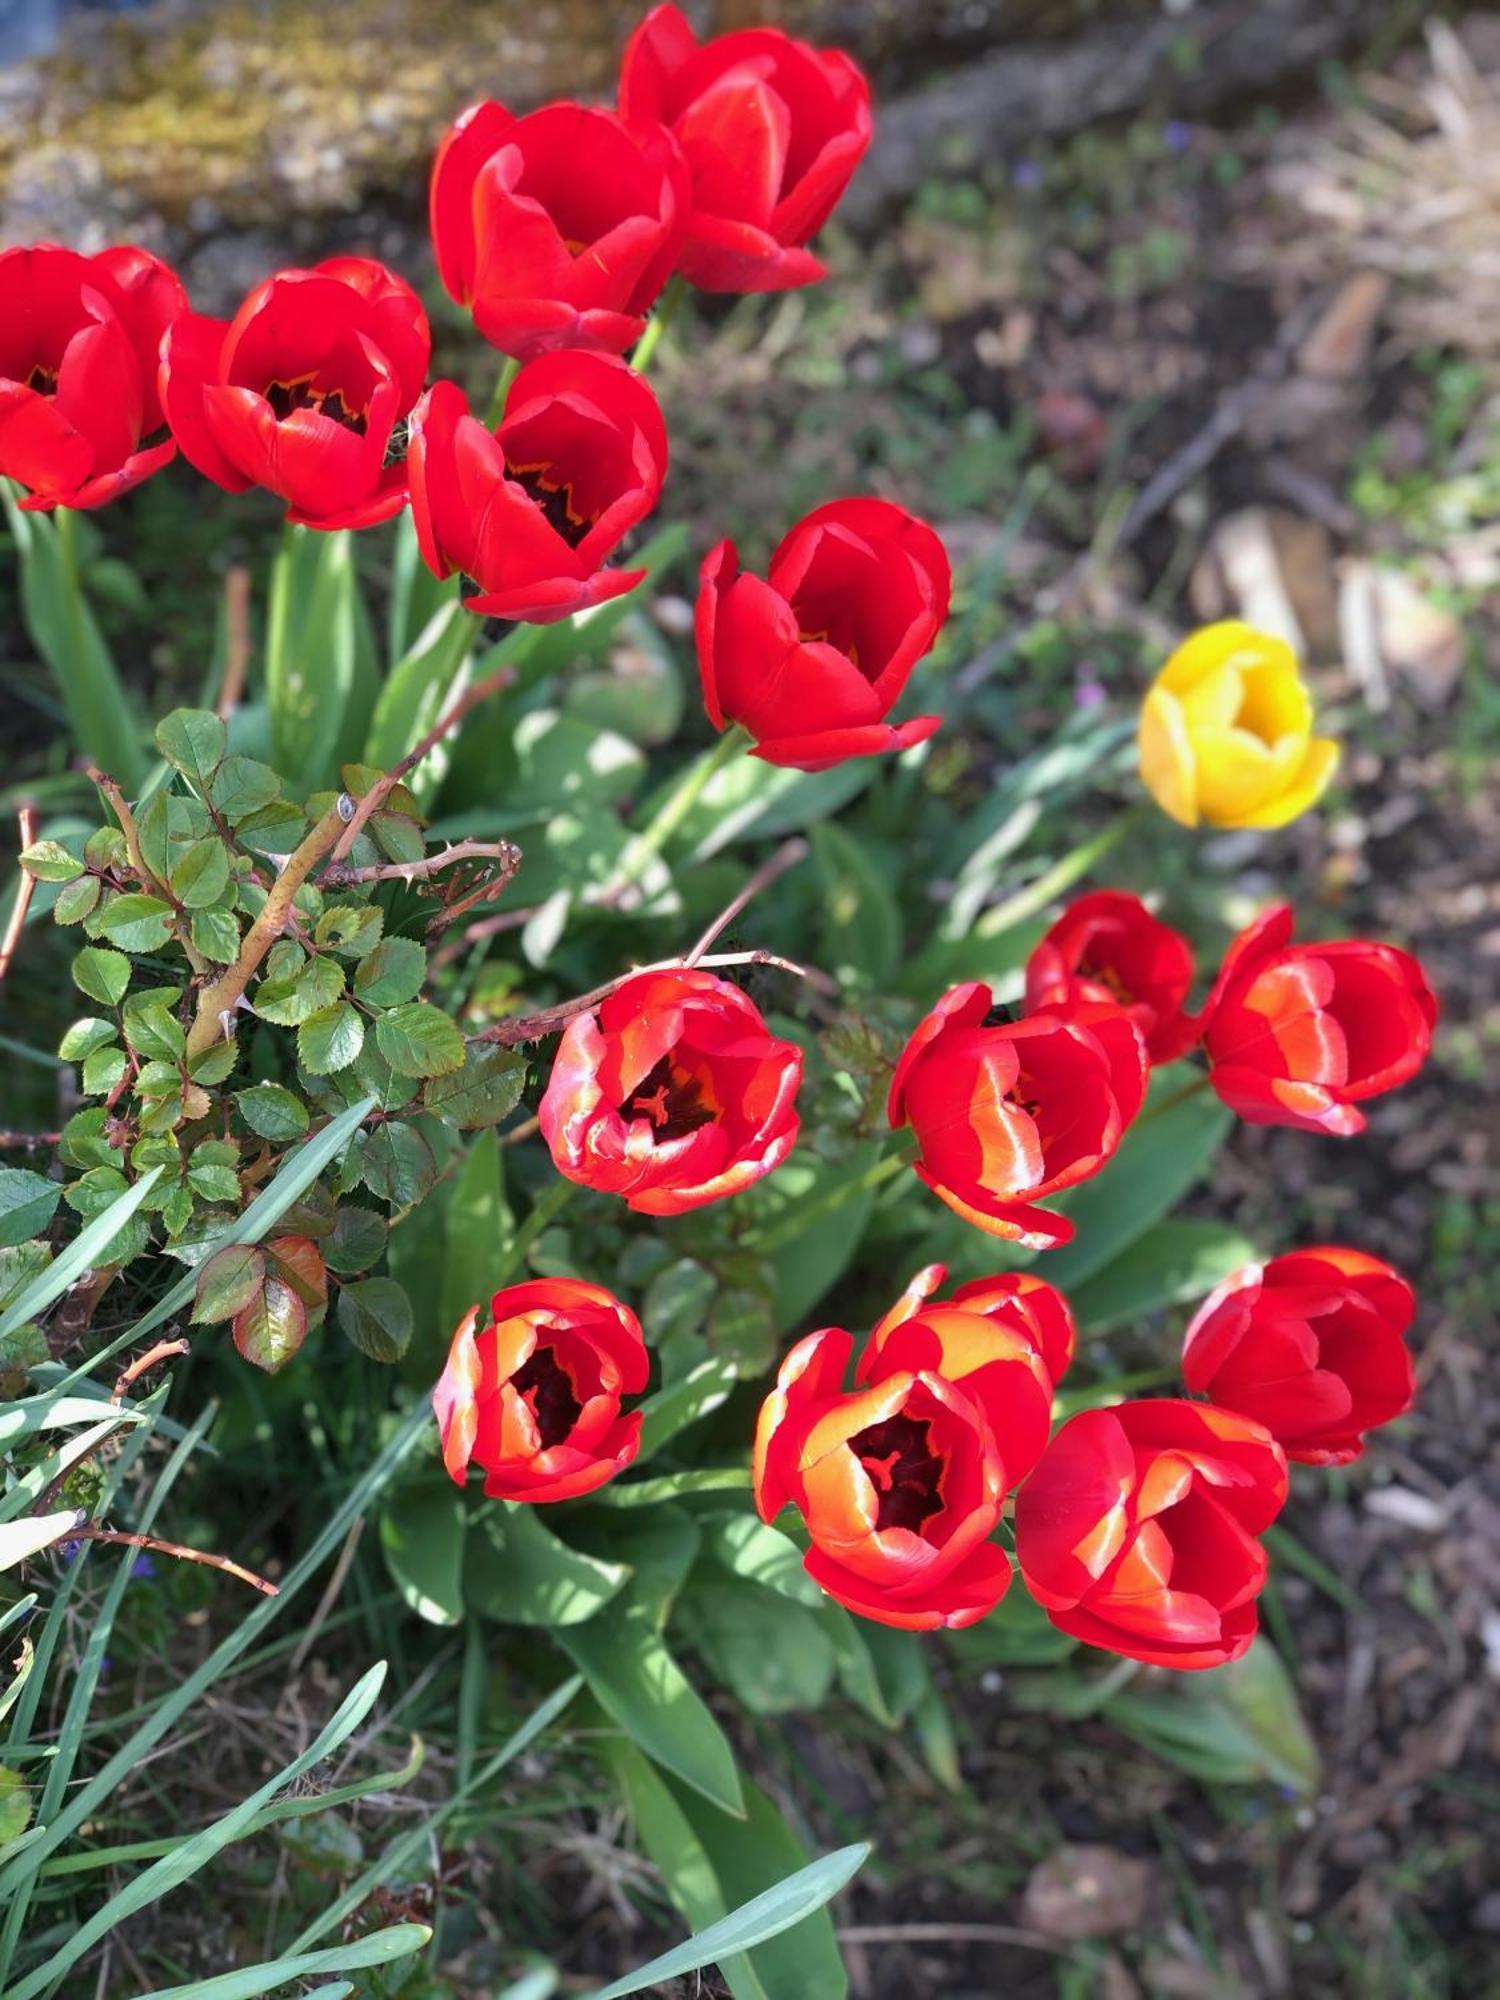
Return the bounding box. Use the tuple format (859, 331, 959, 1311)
(375, 1002, 464, 1080)
(0, 1172, 61, 1251)
(337, 1277, 413, 1362)
(325, 1205, 387, 1276)
(88, 894, 175, 954)
(57, 1017, 116, 1062)
(233, 1276, 308, 1373)
(299, 1004, 365, 1076)
(235, 1083, 311, 1143)
(71, 948, 130, 1007)
(189, 1041, 239, 1086)
(188, 1161, 240, 1205)
(256, 955, 345, 1027)
(421, 1045, 526, 1130)
(81, 1048, 127, 1096)
(190, 909, 241, 964)
(52, 875, 101, 926)
(210, 754, 282, 823)
(169, 836, 231, 909)
(125, 1003, 185, 1062)
(192, 1245, 267, 1324)
(155, 709, 227, 791)
(315, 905, 382, 958)
(353, 936, 426, 1007)
(20, 840, 81, 884)
(350, 1122, 435, 1208)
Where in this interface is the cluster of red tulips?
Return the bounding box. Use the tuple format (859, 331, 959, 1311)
(436, 885, 1433, 1663)
(1, 5, 1438, 1668)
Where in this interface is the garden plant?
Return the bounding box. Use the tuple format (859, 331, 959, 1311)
(0, 5, 1441, 1994)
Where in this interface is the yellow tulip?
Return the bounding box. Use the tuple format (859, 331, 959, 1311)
(1138, 621, 1340, 830)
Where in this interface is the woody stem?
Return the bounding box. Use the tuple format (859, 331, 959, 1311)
(183, 801, 347, 1060)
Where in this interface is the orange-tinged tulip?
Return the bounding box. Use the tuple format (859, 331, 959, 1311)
(433, 1278, 648, 1503)
(754, 1326, 1011, 1630)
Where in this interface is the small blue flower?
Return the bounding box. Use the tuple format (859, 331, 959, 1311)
(130, 1553, 158, 1580)
(1011, 158, 1043, 192)
(1163, 121, 1192, 154)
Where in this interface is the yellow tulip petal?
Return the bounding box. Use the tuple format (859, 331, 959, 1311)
(1234, 735, 1341, 830)
(1178, 660, 1245, 735)
(1237, 651, 1312, 742)
(1157, 620, 1279, 697)
(1138, 687, 1199, 826)
(1192, 726, 1283, 825)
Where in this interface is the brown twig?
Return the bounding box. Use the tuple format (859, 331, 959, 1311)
(184, 800, 347, 1060)
(112, 1339, 190, 1407)
(0, 805, 40, 987)
(324, 663, 517, 870)
(428, 904, 537, 972)
(684, 837, 808, 966)
(320, 838, 522, 890)
(0, 1129, 60, 1151)
(76, 1526, 278, 1598)
(87, 770, 158, 891)
(216, 565, 252, 720)
(475, 947, 830, 1047)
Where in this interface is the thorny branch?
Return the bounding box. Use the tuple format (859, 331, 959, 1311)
(323, 662, 517, 869)
(0, 806, 41, 987)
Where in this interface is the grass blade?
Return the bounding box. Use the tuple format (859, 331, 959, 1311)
(0, 1166, 163, 1342)
(10, 1664, 390, 1998)
(129, 1921, 430, 1999)
(288, 1674, 583, 1952)
(589, 1843, 870, 1999)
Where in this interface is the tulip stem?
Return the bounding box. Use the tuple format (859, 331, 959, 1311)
(975, 809, 1142, 940)
(493, 1176, 577, 1289)
(630, 274, 688, 375)
(1136, 1067, 1213, 1126)
(476, 946, 826, 1048)
(485, 356, 520, 428)
(601, 723, 752, 906)
(748, 1134, 917, 1254)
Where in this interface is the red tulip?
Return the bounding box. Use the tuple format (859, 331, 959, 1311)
(430, 100, 685, 359)
(1014, 1399, 1288, 1669)
(857, 1263, 1078, 1488)
(538, 968, 802, 1215)
(407, 353, 667, 624)
(1027, 890, 1200, 1064)
(754, 1326, 1011, 1630)
(697, 497, 950, 770)
(618, 2, 872, 294)
(1182, 1246, 1416, 1465)
(1201, 904, 1437, 1134)
(888, 985, 1148, 1248)
(433, 1277, 648, 1502)
(0, 243, 186, 509)
(159, 257, 429, 530)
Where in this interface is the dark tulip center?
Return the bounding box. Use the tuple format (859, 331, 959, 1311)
(620, 1056, 716, 1141)
(849, 1413, 944, 1533)
(265, 373, 368, 436)
(1077, 954, 1133, 1005)
(510, 1345, 582, 1448)
(507, 459, 592, 549)
(981, 1002, 1019, 1029)
(24, 363, 58, 396)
